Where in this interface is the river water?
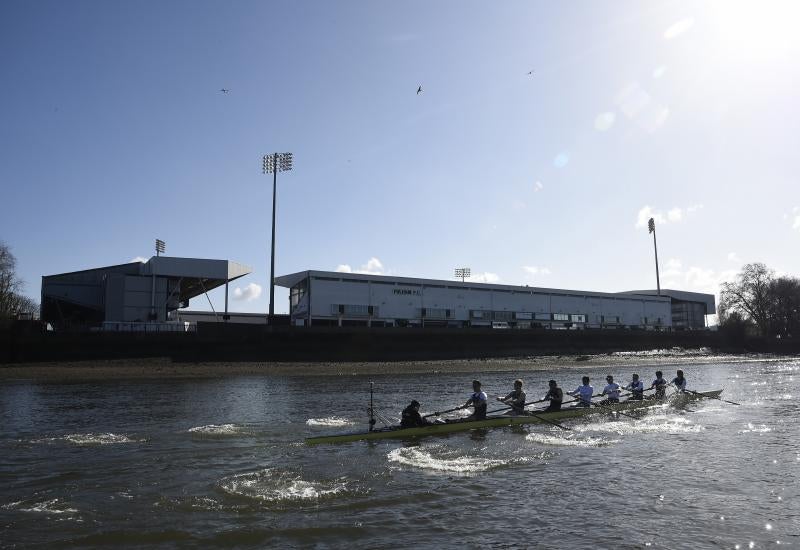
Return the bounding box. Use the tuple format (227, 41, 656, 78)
(1, 358, 798, 549)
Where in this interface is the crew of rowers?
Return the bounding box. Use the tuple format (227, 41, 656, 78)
(400, 370, 688, 428)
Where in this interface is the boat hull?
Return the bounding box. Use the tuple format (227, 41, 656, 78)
(305, 390, 723, 445)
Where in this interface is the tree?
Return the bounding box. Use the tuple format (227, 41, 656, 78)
(719, 263, 774, 337)
(0, 241, 38, 318)
(768, 276, 800, 338)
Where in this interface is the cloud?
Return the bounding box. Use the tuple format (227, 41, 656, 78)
(594, 112, 616, 131)
(553, 152, 569, 168)
(233, 283, 262, 301)
(471, 272, 500, 284)
(635, 204, 702, 228)
(664, 18, 694, 40)
(792, 207, 800, 230)
(652, 66, 667, 79)
(533, 181, 543, 192)
(129, 256, 148, 263)
(727, 252, 741, 263)
(522, 266, 552, 276)
(335, 257, 386, 275)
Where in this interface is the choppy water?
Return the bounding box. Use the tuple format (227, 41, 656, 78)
(1, 359, 799, 548)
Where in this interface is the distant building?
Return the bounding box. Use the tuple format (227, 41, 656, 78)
(41, 257, 251, 330)
(274, 270, 715, 330)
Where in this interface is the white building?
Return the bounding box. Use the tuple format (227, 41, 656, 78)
(275, 270, 715, 330)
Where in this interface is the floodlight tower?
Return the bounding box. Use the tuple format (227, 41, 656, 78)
(454, 267, 471, 282)
(648, 218, 661, 296)
(151, 239, 165, 320)
(262, 152, 294, 324)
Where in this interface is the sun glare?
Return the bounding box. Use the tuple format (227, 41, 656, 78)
(706, 0, 800, 61)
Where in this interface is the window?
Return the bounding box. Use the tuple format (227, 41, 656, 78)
(570, 314, 586, 323)
(553, 313, 569, 321)
(535, 313, 552, 321)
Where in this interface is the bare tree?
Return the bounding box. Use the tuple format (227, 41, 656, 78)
(719, 263, 774, 337)
(0, 241, 38, 318)
(768, 276, 800, 338)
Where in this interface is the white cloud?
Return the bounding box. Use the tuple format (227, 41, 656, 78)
(533, 181, 543, 192)
(523, 266, 552, 276)
(636, 206, 665, 228)
(335, 257, 386, 275)
(594, 112, 616, 131)
(130, 256, 148, 263)
(471, 272, 500, 284)
(233, 283, 262, 301)
(727, 252, 741, 263)
(664, 18, 694, 40)
(553, 152, 569, 168)
(667, 208, 683, 222)
(652, 65, 667, 79)
(635, 204, 701, 228)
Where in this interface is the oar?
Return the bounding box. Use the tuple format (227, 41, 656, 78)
(423, 405, 467, 418)
(524, 410, 571, 431)
(487, 397, 548, 415)
(590, 399, 640, 420)
(683, 388, 741, 406)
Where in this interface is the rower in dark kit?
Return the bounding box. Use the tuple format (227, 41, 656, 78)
(569, 376, 594, 407)
(672, 369, 687, 392)
(497, 379, 526, 415)
(625, 373, 644, 400)
(464, 380, 488, 420)
(650, 371, 669, 399)
(543, 380, 563, 411)
(400, 400, 433, 428)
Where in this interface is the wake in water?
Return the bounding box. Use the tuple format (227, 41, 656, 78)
(2, 498, 79, 517)
(218, 468, 356, 507)
(306, 417, 355, 427)
(29, 433, 145, 446)
(573, 414, 705, 436)
(387, 444, 541, 473)
(187, 424, 255, 438)
(525, 432, 619, 447)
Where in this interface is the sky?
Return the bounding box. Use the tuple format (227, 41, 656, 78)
(1, 0, 799, 317)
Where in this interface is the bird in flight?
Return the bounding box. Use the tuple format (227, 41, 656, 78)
(220, 88, 230, 94)
(527, 70, 534, 76)
(416, 85, 423, 95)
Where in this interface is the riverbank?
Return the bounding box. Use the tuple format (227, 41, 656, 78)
(1, 350, 793, 381)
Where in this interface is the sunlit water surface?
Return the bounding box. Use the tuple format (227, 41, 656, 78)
(1, 360, 799, 548)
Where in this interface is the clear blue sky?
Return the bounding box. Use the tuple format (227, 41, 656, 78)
(1, 0, 798, 315)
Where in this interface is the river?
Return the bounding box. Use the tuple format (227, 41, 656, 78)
(1, 357, 798, 548)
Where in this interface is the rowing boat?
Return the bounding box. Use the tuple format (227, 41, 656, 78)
(305, 390, 723, 445)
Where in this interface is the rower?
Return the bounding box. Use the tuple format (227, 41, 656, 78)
(400, 400, 432, 428)
(650, 370, 668, 399)
(625, 373, 644, 400)
(569, 376, 594, 407)
(600, 375, 621, 404)
(543, 380, 563, 411)
(672, 369, 687, 392)
(464, 380, 488, 420)
(497, 379, 526, 415)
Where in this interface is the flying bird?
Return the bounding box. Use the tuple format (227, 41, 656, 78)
(527, 70, 534, 76)
(220, 88, 230, 94)
(416, 86, 423, 95)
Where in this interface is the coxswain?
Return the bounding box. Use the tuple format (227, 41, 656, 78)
(600, 375, 621, 404)
(497, 379, 527, 415)
(543, 380, 563, 411)
(650, 370, 668, 399)
(625, 373, 644, 400)
(569, 376, 594, 407)
(400, 400, 432, 428)
(672, 369, 687, 392)
(464, 380, 488, 420)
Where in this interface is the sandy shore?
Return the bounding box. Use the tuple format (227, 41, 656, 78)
(0, 351, 794, 381)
